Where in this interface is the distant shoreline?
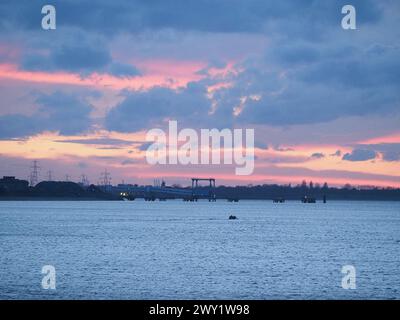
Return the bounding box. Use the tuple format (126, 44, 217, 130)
(1, 197, 399, 202)
(0, 197, 119, 201)
(2, 178, 399, 202)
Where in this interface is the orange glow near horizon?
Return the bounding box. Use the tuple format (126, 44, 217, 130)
(0, 131, 399, 188)
(359, 133, 400, 144)
(123, 169, 400, 188)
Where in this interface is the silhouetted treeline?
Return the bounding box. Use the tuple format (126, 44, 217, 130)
(0, 177, 118, 200)
(213, 184, 400, 201)
(1, 176, 399, 201)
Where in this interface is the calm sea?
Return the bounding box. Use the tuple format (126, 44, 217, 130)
(0, 200, 399, 299)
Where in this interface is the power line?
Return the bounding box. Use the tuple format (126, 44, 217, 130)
(47, 170, 53, 181)
(29, 160, 40, 187)
(99, 169, 112, 191)
(80, 174, 89, 186)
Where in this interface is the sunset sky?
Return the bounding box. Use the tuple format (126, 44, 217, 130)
(0, 0, 399, 187)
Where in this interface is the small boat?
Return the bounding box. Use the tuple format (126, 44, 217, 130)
(301, 196, 316, 203)
(229, 215, 238, 220)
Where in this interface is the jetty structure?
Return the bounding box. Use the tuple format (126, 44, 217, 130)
(114, 178, 217, 202)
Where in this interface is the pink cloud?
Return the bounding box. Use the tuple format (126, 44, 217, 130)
(0, 61, 205, 90)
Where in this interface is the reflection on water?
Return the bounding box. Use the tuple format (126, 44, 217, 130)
(0, 200, 399, 299)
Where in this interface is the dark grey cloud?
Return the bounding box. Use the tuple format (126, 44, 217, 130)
(21, 43, 140, 77)
(342, 149, 377, 162)
(196, 59, 228, 75)
(137, 142, 154, 151)
(330, 150, 342, 157)
(121, 159, 136, 165)
(273, 146, 294, 152)
(258, 155, 309, 164)
(105, 82, 212, 132)
(1, 0, 399, 139)
(0, 114, 42, 139)
(311, 152, 325, 159)
(354, 143, 400, 162)
(299, 45, 400, 89)
(21, 54, 52, 72)
(105, 33, 399, 132)
(108, 62, 141, 78)
(54, 138, 135, 146)
(382, 150, 400, 162)
(271, 43, 320, 67)
(36, 92, 92, 135)
(213, 42, 400, 126)
(52, 44, 111, 72)
(0, 0, 383, 36)
(254, 141, 268, 150)
(0, 91, 92, 139)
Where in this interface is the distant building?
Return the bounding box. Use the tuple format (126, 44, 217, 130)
(0, 176, 29, 193)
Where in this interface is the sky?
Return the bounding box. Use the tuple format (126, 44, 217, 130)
(0, 0, 399, 187)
